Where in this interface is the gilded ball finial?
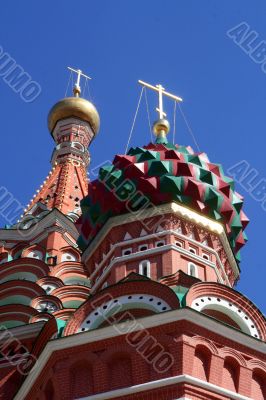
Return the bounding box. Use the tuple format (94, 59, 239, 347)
(48, 97, 100, 135)
(47, 67, 100, 136)
(153, 118, 170, 142)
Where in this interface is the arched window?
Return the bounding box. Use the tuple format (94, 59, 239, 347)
(109, 355, 132, 390)
(139, 244, 148, 251)
(252, 370, 266, 400)
(222, 358, 238, 392)
(193, 347, 210, 381)
(122, 248, 132, 256)
(70, 362, 94, 398)
(189, 247, 196, 254)
(188, 262, 198, 278)
(139, 260, 150, 277)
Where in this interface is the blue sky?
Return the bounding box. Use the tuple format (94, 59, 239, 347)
(0, 1, 265, 311)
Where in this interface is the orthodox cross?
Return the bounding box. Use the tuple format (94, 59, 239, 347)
(138, 79, 183, 119)
(67, 67, 91, 97)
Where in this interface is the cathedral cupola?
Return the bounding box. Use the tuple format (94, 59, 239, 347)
(21, 68, 100, 217)
(76, 80, 249, 290)
(48, 67, 100, 136)
(47, 67, 100, 167)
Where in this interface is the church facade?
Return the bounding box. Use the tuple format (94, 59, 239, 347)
(0, 75, 265, 400)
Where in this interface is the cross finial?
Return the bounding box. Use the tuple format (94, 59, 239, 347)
(138, 80, 183, 119)
(138, 80, 183, 143)
(67, 67, 91, 97)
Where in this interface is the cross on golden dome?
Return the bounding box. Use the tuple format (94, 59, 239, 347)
(67, 67, 91, 97)
(138, 79, 183, 120)
(138, 79, 183, 142)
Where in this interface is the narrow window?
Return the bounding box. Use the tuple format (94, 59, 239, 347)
(139, 260, 150, 277)
(188, 262, 198, 278)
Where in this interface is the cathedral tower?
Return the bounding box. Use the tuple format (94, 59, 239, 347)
(0, 77, 265, 400)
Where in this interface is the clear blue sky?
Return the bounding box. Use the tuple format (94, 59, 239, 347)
(0, 1, 265, 312)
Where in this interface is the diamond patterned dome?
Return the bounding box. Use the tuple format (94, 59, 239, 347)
(77, 142, 249, 262)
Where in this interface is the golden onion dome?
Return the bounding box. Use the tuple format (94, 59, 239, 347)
(48, 96, 100, 135)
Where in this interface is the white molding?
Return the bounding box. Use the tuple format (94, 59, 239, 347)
(82, 202, 238, 277)
(191, 296, 260, 339)
(76, 375, 253, 400)
(78, 293, 170, 332)
(0, 209, 78, 243)
(89, 228, 226, 280)
(90, 242, 226, 293)
(0, 321, 45, 343)
(13, 308, 265, 400)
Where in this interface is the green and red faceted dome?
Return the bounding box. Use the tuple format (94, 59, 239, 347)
(77, 141, 249, 262)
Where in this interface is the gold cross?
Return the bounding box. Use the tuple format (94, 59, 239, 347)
(138, 80, 183, 119)
(68, 67, 91, 97)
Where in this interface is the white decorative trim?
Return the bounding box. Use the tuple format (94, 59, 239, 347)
(138, 243, 148, 251)
(123, 232, 132, 240)
(140, 229, 147, 236)
(82, 202, 239, 280)
(155, 239, 165, 247)
(191, 296, 260, 339)
(0, 321, 45, 343)
(202, 252, 210, 261)
(76, 375, 253, 400)
(122, 248, 132, 256)
(13, 308, 265, 400)
(156, 225, 164, 232)
(0, 209, 78, 242)
(89, 229, 229, 285)
(78, 293, 170, 332)
(90, 242, 226, 293)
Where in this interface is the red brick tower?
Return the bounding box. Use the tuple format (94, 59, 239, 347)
(0, 70, 100, 399)
(1, 78, 266, 400)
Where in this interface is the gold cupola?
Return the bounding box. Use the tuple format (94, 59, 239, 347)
(48, 68, 100, 135)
